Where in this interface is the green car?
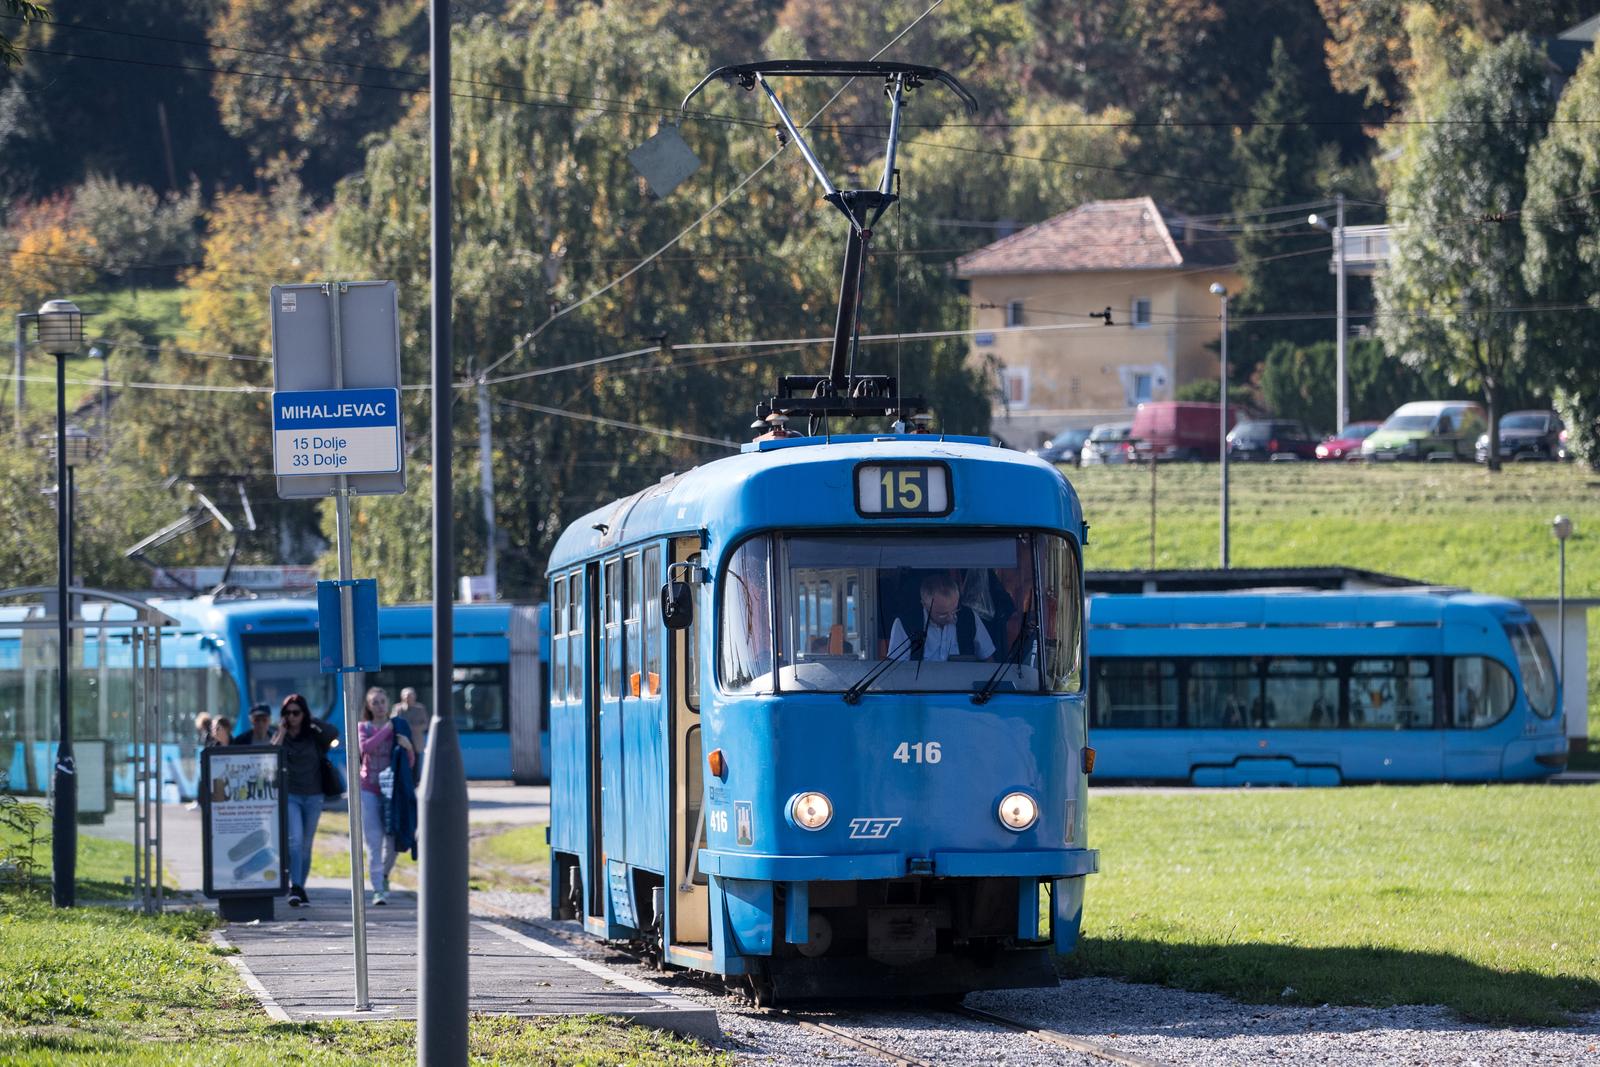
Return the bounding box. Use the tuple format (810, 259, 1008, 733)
(1361, 401, 1486, 461)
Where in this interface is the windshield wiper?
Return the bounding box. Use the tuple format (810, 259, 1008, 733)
(843, 630, 923, 705)
(972, 617, 1035, 705)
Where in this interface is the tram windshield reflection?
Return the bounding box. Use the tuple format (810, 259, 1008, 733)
(719, 531, 1082, 695)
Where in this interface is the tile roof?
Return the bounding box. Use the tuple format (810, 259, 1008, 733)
(955, 196, 1236, 277)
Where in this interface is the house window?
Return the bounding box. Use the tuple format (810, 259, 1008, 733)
(1005, 300, 1025, 328)
(1001, 367, 1030, 408)
(1134, 373, 1153, 403)
(1069, 376, 1081, 396)
(1132, 298, 1152, 328)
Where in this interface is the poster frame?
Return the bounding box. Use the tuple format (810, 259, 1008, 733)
(200, 745, 288, 900)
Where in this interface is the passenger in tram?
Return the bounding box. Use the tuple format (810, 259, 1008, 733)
(888, 572, 997, 663)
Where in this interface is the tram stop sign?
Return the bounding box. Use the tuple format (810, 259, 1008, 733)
(270, 281, 406, 499)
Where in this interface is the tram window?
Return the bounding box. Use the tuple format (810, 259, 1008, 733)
(760, 532, 1059, 695)
(604, 559, 622, 699)
(363, 665, 509, 731)
(1452, 656, 1515, 728)
(1348, 658, 1434, 729)
(551, 577, 567, 702)
(720, 537, 774, 693)
(1505, 622, 1558, 718)
(1186, 659, 1255, 728)
(1092, 659, 1176, 727)
(643, 546, 662, 697)
(625, 553, 644, 698)
(1262, 658, 1338, 729)
(1040, 534, 1083, 693)
(683, 553, 701, 711)
(566, 570, 582, 702)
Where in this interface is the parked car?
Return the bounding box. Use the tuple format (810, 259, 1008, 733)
(1361, 401, 1486, 461)
(1316, 421, 1382, 461)
(1128, 401, 1238, 462)
(1226, 419, 1320, 461)
(1029, 427, 1091, 466)
(1475, 410, 1564, 463)
(1081, 421, 1134, 466)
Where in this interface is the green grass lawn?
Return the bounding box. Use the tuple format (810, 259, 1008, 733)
(309, 819, 549, 893)
(1070, 786, 1600, 1025)
(1069, 461, 1600, 749)
(14, 287, 190, 417)
(1, 801, 152, 900)
(0, 896, 725, 1065)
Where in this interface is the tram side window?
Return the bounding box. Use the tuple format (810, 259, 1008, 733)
(604, 559, 622, 699)
(1092, 659, 1177, 727)
(566, 571, 582, 702)
(1186, 659, 1255, 728)
(1453, 656, 1516, 728)
(721, 537, 774, 693)
(1040, 535, 1082, 693)
(551, 577, 567, 702)
(1263, 658, 1338, 728)
(1506, 622, 1558, 719)
(643, 546, 662, 697)
(683, 552, 702, 711)
(1348, 658, 1434, 729)
(625, 553, 644, 698)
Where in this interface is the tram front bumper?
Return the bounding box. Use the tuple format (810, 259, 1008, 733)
(698, 847, 1099, 881)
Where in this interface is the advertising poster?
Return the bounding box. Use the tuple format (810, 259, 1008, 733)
(201, 746, 286, 897)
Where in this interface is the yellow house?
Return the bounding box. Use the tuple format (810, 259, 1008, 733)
(956, 197, 1244, 446)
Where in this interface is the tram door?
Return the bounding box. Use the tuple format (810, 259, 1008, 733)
(669, 536, 709, 945)
(598, 556, 631, 928)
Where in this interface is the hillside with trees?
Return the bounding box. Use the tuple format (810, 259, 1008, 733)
(1, 0, 1597, 596)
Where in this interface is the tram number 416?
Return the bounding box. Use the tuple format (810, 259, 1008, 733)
(892, 741, 941, 764)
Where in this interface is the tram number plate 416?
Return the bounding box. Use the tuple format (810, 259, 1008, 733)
(856, 463, 950, 516)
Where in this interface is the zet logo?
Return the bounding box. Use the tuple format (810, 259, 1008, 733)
(847, 817, 902, 840)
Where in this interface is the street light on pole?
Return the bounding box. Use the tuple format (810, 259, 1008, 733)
(1210, 282, 1230, 569)
(1552, 515, 1573, 730)
(37, 298, 84, 909)
(1309, 193, 1347, 433)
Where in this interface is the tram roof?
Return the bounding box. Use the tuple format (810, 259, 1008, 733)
(548, 434, 1085, 572)
(1087, 587, 1529, 630)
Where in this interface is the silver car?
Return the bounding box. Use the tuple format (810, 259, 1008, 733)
(1080, 421, 1134, 466)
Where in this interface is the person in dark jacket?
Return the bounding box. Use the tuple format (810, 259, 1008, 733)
(273, 693, 334, 906)
(233, 704, 274, 745)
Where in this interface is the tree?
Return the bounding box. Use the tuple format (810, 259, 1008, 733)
(1376, 34, 1554, 470)
(1, 0, 47, 68)
(1231, 38, 1348, 362)
(1524, 47, 1600, 469)
(1260, 336, 1464, 431)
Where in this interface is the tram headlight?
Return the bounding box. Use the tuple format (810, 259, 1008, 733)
(789, 792, 833, 831)
(997, 791, 1039, 832)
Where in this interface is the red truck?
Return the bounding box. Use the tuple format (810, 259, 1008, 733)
(1129, 401, 1239, 462)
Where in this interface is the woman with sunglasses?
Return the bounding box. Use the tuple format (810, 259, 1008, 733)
(274, 693, 334, 907)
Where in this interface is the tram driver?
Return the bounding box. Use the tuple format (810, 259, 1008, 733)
(888, 572, 997, 662)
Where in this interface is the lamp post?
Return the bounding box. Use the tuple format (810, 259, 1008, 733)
(38, 298, 84, 908)
(1552, 515, 1572, 726)
(1309, 194, 1347, 433)
(1210, 282, 1230, 569)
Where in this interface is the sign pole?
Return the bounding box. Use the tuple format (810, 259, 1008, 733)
(419, 0, 469, 1058)
(328, 285, 373, 1012)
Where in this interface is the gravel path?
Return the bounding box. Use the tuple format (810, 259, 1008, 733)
(475, 889, 1600, 1066)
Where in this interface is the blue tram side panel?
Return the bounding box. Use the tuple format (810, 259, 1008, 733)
(545, 435, 1098, 1000)
(0, 596, 551, 800)
(1084, 589, 1567, 785)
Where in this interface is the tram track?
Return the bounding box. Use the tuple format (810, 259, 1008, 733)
(953, 1004, 1169, 1067)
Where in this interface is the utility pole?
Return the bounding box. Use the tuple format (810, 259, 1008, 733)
(14, 313, 31, 444)
(475, 379, 498, 599)
(1211, 283, 1230, 569)
(1309, 195, 1348, 432)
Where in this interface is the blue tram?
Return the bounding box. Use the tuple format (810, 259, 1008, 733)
(1085, 590, 1567, 784)
(545, 437, 1097, 999)
(1, 596, 549, 800)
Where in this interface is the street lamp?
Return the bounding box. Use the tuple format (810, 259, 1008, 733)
(1210, 282, 1230, 569)
(1309, 193, 1347, 433)
(37, 298, 83, 909)
(1552, 515, 1573, 729)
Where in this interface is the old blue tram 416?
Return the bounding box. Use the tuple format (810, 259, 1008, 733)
(546, 61, 1097, 1002)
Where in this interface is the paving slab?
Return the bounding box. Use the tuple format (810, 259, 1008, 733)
(218, 887, 719, 1042)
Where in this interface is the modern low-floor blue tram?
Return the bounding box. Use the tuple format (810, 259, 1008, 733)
(0, 596, 550, 801)
(546, 436, 1098, 1001)
(1085, 590, 1567, 784)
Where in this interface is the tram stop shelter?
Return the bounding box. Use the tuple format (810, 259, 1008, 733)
(0, 585, 176, 911)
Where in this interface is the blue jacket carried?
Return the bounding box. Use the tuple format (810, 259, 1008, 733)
(386, 717, 419, 859)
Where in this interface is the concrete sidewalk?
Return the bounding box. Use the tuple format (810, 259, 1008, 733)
(218, 887, 719, 1041)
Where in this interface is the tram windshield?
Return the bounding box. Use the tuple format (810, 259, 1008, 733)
(242, 634, 337, 719)
(1506, 620, 1558, 718)
(719, 531, 1082, 696)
